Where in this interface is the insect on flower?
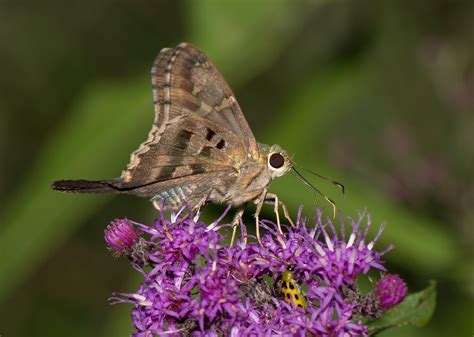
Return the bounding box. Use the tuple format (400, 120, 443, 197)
(51, 42, 343, 245)
(280, 265, 306, 309)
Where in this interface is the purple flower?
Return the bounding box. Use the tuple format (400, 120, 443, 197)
(105, 219, 139, 255)
(107, 207, 398, 336)
(376, 274, 408, 309)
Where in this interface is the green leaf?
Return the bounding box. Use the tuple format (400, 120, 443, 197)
(368, 281, 437, 335)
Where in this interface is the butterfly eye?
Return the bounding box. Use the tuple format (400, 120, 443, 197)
(269, 153, 285, 169)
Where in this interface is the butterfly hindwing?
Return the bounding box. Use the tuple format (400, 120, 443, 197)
(129, 171, 236, 211)
(116, 114, 244, 211)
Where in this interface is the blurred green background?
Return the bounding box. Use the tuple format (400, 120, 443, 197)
(0, 0, 472, 336)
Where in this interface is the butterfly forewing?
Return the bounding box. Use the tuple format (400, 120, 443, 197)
(116, 43, 261, 209)
(154, 44, 257, 150)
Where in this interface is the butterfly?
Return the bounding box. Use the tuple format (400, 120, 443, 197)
(51, 42, 305, 244)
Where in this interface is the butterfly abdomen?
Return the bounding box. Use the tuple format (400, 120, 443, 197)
(51, 179, 120, 194)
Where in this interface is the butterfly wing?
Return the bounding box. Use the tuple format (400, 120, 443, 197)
(116, 43, 257, 209)
(118, 114, 243, 189)
(153, 43, 258, 155)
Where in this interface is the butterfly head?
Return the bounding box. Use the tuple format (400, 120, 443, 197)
(259, 143, 292, 179)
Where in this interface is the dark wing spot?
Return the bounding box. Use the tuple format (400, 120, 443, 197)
(298, 304, 303, 308)
(289, 282, 295, 290)
(294, 294, 299, 300)
(286, 293, 291, 299)
(199, 146, 212, 157)
(216, 139, 225, 150)
(191, 53, 208, 67)
(176, 129, 193, 150)
(157, 166, 177, 180)
(190, 164, 205, 175)
(206, 128, 216, 141)
(282, 282, 288, 289)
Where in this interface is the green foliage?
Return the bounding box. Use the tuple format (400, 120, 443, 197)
(0, 79, 151, 301)
(187, 0, 317, 86)
(368, 282, 437, 335)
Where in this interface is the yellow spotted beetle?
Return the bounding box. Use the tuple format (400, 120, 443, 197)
(280, 266, 306, 309)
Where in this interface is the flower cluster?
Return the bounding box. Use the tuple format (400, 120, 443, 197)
(105, 207, 406, 336)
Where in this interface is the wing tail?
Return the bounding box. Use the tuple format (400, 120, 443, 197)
(51, 179, 120, 194)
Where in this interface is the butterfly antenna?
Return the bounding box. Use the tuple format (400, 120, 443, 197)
(293, 164, 345, 196)
(289, 170, 316, 202)
(291, 167, 337, 218)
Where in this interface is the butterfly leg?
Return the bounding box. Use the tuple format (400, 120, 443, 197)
(230, 205, 246, 246)
(264, 193, 295, 232)
(263, 192, 282, 235)
(254, 189, 268, 246)
(280, 201, 295, 228)
(193, 193, 211, 214)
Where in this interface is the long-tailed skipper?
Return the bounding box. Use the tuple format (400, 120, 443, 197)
(52, 42, 340, 244)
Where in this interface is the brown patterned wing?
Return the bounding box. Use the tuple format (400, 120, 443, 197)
(120, 42, 257, 186)
(156, 43, 257, 151)
(120, 113, 243, 185)
(53, 43, 263, 211)
(114, 43, 261, 209)
(115, 112, 244, 210)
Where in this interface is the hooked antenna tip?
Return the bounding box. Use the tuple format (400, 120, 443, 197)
(334, 181, 345, 196)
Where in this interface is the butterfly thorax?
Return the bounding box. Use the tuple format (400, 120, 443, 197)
(214, 157, 271, 206)
(209, 143, 292, 207)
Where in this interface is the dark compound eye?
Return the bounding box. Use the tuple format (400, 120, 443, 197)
(269, 153, 285, 169)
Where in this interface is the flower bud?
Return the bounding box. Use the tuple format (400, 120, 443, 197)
(104, 219, 138, 254)
(376, 274, 408, 309)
